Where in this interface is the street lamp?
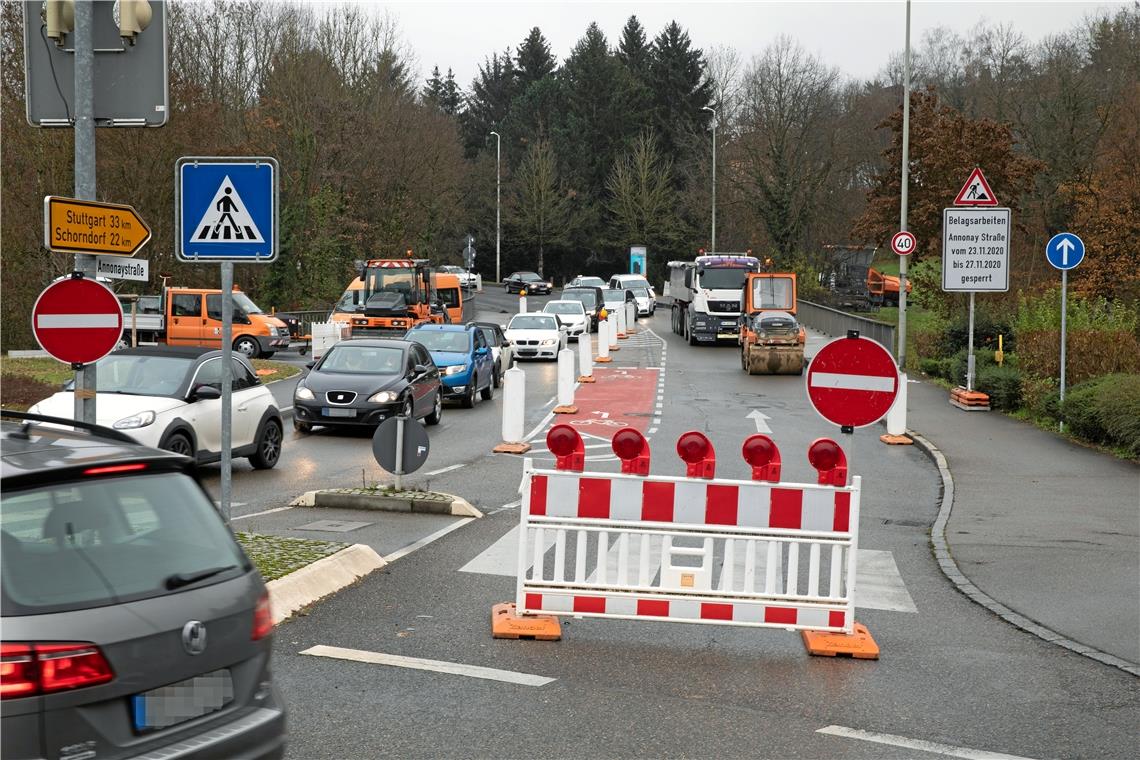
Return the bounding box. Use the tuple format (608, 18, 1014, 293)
(702, 105, 717, 253)
(489, 130, 501, 283)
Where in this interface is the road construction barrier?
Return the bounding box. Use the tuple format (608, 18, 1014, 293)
(553, 348, 577, 414)
(881, 370, 912, 445)
(578, 332, 595, 382)
(493, 365, 530, 454)
(493, 426, 878, 658)
(311, 320, 350, 360)
(624, 301, 637, 334)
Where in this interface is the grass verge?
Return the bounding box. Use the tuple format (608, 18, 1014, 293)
(251, 359, 301, 383)
(235, 532, 349, 582)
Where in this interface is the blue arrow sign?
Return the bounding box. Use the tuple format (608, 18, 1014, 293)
(1046, 232, 1085, 271)
(176, 157, 278, 263)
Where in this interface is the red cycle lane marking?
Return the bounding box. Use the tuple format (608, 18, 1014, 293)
(565, 367, 659, 441)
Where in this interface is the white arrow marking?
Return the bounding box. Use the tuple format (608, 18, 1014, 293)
(1056, 236, 1075, 266)
(591, 410, 609, 419)
(36, 314, 120, 328)
(810, 372, 895, 392)
(745, 409, 772, 434)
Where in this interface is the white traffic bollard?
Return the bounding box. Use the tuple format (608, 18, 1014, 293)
(625, 301, 637, 333)
(553, 348, 577, 413)
(493, 365, 531, 453)
(608, 313, 620, 351)
(616, 300, 628, 337)
(578, 331, 595, 382)
(475, 274, 483, 292)
(596, 319, 612, 363)
(881, 370, 912, 445)
(519, 294, 528, 313)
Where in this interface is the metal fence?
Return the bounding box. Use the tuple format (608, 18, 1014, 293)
(797, 300, 897, 357)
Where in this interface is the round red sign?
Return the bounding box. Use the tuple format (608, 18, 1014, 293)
(806, 336, 899, 428)
(891, 230, 916, 256)
(32, 277, 123, 365)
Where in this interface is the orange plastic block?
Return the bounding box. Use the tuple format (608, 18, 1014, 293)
(493, 442, 532, 454)
(577, 376, 597, 383)
(492, 603, 561, 641)
(595, 356, 613, 363)
(801, 622, 880, 659)
(552, 405, 578, 415)
(879, 434, 913, 445)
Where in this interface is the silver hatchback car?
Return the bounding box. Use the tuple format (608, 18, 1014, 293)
(1, 411, 285, 759)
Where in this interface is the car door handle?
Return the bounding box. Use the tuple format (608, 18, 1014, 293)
(237, 404, 249, 412)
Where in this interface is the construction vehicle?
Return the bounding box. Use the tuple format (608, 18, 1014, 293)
(330, 258, 454, 337)
(667, 253, 760, 345)
(818, 245, 911, 309)
(866, 267, 911, 306)
(738, 272, 805, 375)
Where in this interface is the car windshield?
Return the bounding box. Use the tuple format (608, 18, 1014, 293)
(407, 330, 470, 353)
(544, 302, 584, 315)
(751, 278, 795, 310)
(90, 354, 193, 397)
(630, 287, 650, 297)
(231, 292, 264, 314)
(478, 327, 498, 346)
(508, 315, 557, 330)
(698, 267, 751, 290)
(574, 277, 605, 287)
(519, 273, 544, 282)
(336, 286, 364, 312)
(601, 290, 625, 305)
(561, 290, 598, 309)
(320, 345, 405, 374)
(620, 277, 651, 290)
(1, 472, 248, 615)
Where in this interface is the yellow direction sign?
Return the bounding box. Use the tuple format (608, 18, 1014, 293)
(43, 196, 151, 257)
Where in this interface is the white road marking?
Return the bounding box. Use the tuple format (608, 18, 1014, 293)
(36, 313, 120, 328)
(809, 372, 895, 392)
(232, 505, 291, 521)
(522, 410, 555, 442)
(280, 405, 293, 414)
(816, 725, 1036, 760)
(300, 645, 555, 687)
(425, 463, 465, 476)
(383, 518, 473, 563)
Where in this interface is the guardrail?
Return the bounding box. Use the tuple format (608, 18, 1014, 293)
(797, 300, 896, 358)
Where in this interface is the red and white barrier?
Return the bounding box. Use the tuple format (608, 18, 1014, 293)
(494, 426, 878, 657)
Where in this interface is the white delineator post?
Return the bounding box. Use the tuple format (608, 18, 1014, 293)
(553, 348, 577, 414)
(881, 370, 912, 444)
(624, 301, 637, 334)
(577, 331, 595, 382)
(616, 301, 628, 338)
(493, 365, 531, 454)
(519, 293, 528, 314)
(596, 317, 612, 363)
(608, 313, 620, 352)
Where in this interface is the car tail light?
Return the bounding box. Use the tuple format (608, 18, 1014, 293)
(1, 642, 113, 698)
(83, 463, 148, 476)
(251, 592, 273, 641)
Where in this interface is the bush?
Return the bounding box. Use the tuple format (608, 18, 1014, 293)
(950, 348, 996, 388)
(919, 357, 951, 380)
(975, 364, 1022, 411)
(938, 315, 1015, 357)
(1015, 291, 1140, 386)
(1095, 375, 1140, 457)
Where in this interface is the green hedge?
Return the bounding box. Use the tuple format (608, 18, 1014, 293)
(976, 364, 1023, 411)
(1058, 374, 1140, 456)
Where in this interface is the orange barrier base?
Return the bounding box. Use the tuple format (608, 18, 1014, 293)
(577, 375, 596, 383)
(949, 386, 991, 411)
(879, 434, 913, 445)
(552, 405, 578, 415)
(617, 333, 628, 339)
(491, 603, 561, 641)
(801, 622, 879, 659)
(493, 442, 532, 454)
(595, 356, 613, 363)
(609, 346, 620, 352)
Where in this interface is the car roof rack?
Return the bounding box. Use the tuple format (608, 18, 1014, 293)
(1, 409, 138, 444)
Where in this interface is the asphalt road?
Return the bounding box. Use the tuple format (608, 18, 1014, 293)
(238, 296, 1137, 760)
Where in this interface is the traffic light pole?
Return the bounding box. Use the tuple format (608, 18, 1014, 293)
(74, 0, 97, 424)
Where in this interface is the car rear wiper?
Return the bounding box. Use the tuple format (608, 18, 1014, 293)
(165, 565, 238, 590)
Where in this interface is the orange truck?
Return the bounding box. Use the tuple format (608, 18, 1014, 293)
(330, 258, 463, 337)
(738, 272, 806, 375)
(866, 268, 912, 306)
(118, 287, 291, 358)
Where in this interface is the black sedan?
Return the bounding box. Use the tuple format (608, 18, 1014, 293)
(292, 339, 443, 432)
(504, 271, 553, 294)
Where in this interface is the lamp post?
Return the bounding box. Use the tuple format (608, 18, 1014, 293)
(490, 130, 501, 283)
(702, 105, 717, 253)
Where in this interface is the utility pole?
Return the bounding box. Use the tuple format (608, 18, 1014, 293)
(490, 131, 501, 282)
(898, 0, 912, 371)
(702, 105, 717, 252)
(74, 0, 97, 424)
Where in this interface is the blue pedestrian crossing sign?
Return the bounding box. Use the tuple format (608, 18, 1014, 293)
(1046, 232, 1085, 271)
(176, 157, 278, 262)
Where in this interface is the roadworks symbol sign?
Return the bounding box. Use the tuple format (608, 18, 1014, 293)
(192, 176, 265, 242)
(953, 167, 999, 207)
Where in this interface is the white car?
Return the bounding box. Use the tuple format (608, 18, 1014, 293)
(504, 313, 566, 360)
(610, 274, 657, 305)
(439, 265, 478, 289)
(28, 347, 283, 469)
(542, 300, 589, 339)
(475, 322, 514, 386)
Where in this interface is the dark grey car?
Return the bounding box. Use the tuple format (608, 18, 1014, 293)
(0, 411, 285, 759)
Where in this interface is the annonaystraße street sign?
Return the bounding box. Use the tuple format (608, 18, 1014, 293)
(941, 207, 1010, 292)
(44, 196, 152, 257)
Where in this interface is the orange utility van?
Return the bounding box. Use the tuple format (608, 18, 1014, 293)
(118, 287, 291, 358)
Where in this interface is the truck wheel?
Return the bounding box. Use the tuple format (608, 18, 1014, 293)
(686, 316, 698, 346)
(234, 336, 260, 358)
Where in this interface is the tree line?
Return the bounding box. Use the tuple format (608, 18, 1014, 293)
(2, 1, 1136, 350)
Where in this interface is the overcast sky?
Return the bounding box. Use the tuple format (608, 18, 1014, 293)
(370, 1, 1121, 87)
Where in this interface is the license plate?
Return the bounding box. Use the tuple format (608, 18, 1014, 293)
(131, 668, 233, 732)
(717, 333, 737, 339)
(323, 407, 357, 418)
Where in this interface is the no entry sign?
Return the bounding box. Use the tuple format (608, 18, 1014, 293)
(806, 335, 899, 428)
(32, 276, 123, 365)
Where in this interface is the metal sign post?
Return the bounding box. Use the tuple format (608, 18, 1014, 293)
(220, 263, 234, 522)
(1046, 233, 1086, 432)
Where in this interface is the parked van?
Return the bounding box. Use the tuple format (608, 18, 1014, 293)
(119, 287, 291, 358)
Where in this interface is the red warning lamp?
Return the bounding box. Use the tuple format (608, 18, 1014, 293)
(676, 431, 716, 479)
(807, 438, 848, 486)
(612, 428, 650, 476)
(546, 424, 585, 472)
(741, 434, 781, 482)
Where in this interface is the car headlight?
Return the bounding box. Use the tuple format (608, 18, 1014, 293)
(295, 386, 315, 401)
(540, 338, 556, 346)
(443, 364, 468, 376)
(113, 410, 156, 430)
(368, 390, 399, 403)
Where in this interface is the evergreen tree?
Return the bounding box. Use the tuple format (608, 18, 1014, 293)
(442, 68, 463, 115)
(512, 139, 572, 277)
(647, 21, 714, 163)
(461, 49, 518, 157)
(617, 16, 652, 76)
(422, 65, 444, 107)
(516, 27, 557, 92)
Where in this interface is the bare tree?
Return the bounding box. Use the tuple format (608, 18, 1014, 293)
(605, 131, 679, 249)
(512, 139, 571, 276)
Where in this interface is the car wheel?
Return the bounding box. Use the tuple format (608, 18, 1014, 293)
(402, 398, 414, 419)
(163, 432, 194, 459)
(249, 419, 282, 470)
(493, 361, 502, 388)
(480, 372, 494, 401)
(461, 382, 476, 409)
(425, 392, 443, 425)
(293, 418, 311, 434)
(234, 336, 260, 358)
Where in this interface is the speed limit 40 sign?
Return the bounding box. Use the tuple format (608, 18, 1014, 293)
(891, 230, 916, 256)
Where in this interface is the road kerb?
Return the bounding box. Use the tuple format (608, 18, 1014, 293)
(266, 543, 386, 624)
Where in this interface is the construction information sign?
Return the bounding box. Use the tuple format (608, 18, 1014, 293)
(942, 207, 1010, 292)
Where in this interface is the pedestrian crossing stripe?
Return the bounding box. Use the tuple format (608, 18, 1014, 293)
(191, 176, 265, 243)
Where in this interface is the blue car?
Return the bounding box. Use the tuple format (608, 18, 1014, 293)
(404, 323, 494, 408)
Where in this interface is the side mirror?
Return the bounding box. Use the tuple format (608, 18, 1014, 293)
(414, 364, 428, 374)
(305, 360, 316, 369)
(192, 385, 222, 401)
